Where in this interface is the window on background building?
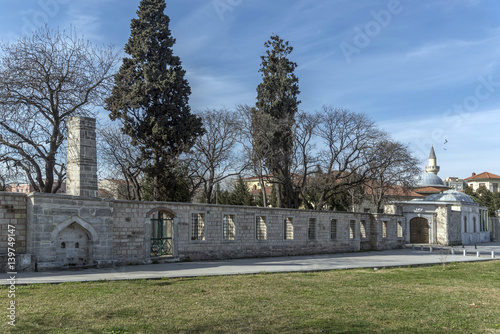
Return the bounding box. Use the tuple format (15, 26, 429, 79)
(308, 218, 316, 240)
(382, 221, 388, 238)
(464, 216, 467, 233)
(360, 220, 367, 239)
(494, 183, 499, 192)
(349, 220, 356, 239)
(473, 217, 477, 233)
(284, 217, 294, 240)
(223, 214, 236, 241)
(256, 216, 267, 240)
(191, 213, 205, 241)
(330, 219, 337, 240)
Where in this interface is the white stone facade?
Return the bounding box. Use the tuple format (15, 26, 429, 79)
(385, 190, 490, 246)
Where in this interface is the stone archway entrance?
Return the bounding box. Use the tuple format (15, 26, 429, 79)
(410, 217, 429, 243)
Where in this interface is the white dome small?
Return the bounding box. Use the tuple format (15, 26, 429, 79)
(424, 190, 475, 203)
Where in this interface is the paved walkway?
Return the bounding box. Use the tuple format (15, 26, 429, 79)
(4, 243, 500, 285)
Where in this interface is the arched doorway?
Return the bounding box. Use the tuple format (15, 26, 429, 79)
(410, 217, 429, 243)
(148, 209, 175, 257)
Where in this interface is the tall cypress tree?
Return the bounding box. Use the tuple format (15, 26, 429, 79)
(105, 0, 203, 201)
(254, 34, 300, 208)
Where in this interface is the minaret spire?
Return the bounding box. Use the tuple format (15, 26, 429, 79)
(425, 145, 440, 175)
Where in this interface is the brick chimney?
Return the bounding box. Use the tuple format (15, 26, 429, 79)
(66, 117, 98, 197)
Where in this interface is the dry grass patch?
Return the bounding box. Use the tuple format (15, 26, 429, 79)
(1, 261, 499, 333)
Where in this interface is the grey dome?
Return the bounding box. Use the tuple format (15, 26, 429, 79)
(418, 173, 445, 187)
(424, 190, 475, 203)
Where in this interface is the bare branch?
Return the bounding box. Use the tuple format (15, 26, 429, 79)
(0, 25, 119, 192)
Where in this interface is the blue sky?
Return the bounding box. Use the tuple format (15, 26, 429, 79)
(1, 0, 500, 180)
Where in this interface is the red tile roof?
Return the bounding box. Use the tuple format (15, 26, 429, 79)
(364, 184, 423, 198)
(414, 186, 445, 194)
(465, 172, 500, 180)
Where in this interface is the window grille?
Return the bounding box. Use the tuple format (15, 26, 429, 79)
(151, 212, 174, 256)
(284, 217, 294, 240)
(397, 221, 403, 238)
(191, 213, 205, 241)
(308, 218, 316, 240)
(331, 219, 337, 240)
(360, 220, 367, 239)
(256, 216, 267, 240)
(349, 220, 356, 239)
(223, 214, 236, 240)
(382, 221, 388, 238)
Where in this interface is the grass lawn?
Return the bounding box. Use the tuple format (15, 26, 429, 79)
(1, 261, 500, 333)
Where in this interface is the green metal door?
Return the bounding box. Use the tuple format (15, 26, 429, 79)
(151, 217, 173, 256)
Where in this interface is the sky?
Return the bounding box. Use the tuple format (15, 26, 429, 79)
(1, 0, 499, 181)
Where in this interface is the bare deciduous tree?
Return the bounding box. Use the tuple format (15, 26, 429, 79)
(237, 104, 274, 207)
(304, 106, 383, 210)
(291, 110, 321, 208)
(0, 26, 118, 193)
(189, 108, 246, 204)
(363, 138, 421, 212)
(98, 124, 144, 200)
(0, 163, 22, 191)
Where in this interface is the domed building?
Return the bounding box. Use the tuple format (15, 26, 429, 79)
(414, 146, 450, 195)
(386, 186, 490, 245)
(384, 146, 491, 245)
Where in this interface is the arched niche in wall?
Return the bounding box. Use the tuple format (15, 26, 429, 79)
(51, 216, 99, 267)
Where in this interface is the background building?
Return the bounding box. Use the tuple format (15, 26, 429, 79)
(465, 172, 500, 192)
(443, 177, 466, 191)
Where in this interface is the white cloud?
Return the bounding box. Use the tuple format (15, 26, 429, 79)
(188, 68, 256, 111)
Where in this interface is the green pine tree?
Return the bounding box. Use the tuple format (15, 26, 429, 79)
(232, 177, 254, 206)
(269, 184, 278, 208)
(105, 0, 203, 201)
(254, 34, 300, 208)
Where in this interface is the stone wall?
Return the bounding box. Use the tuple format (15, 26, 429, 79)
(27, 193, 114, 271)
(111, 200, 405, 263)
(0, 191, 407, 272)
(112, 201, 151, 264)
(491, 217, 499, 242)
(0, 193, 27, 254)
(0, 193, 32, 272)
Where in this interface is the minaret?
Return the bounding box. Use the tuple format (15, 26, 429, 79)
(425, 145, 440, 175)
(66, 117, 98, 197)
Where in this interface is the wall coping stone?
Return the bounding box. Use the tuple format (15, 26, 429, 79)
(111, 198, 389, 216)
(28, 192, 113, 204)
(0, 192, 28, 199)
